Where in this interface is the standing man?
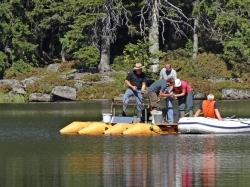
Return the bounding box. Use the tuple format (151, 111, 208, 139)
(194, 94, 222, 120)
(173, 79, 194, 118)
(148, 78, 175, 123)
(122, 63, 147, 119)
(160, 63, 177, 80)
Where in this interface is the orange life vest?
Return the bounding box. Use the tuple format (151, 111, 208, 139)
(202, 100, 216, 118)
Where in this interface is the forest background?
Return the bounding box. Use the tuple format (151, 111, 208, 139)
(0, 0, 249, 101)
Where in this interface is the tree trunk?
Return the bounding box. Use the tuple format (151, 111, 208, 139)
(98, 19, 111, 73)
(149, 0, 160, 73)
(61, 47, 66, 62)
(98, 34, 111, 73)
(192, 17, 199, 60)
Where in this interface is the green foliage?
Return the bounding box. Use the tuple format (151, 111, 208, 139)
(193, 53, 231, 79)
(0, 51, 7, 78)
(0, 93, 27, 103)
(195, 0, 250, 65)
(123, 40, 150, 69)
(74, 46, 100, 68)
(5, 60, 33, 78)
(112, 40, 164, 72)
(160, 51, 231, 79)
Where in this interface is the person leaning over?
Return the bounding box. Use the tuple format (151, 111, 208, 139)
(148, 78, 175, 123)
(122, 63, 147, 119)
(160, 63, 177, 80)
(194, 94, 222, 120)
(173, 79, 194, 118)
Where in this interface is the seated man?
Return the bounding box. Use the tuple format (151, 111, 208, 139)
(194, 94, 222, 120)
(122, 63, 147, 118)
(148, 78, 174, 123)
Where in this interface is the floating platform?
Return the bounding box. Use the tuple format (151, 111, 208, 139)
(60, 121, 178, 136)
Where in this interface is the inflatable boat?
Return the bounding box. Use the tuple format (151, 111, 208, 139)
(178, 117, 250, 134)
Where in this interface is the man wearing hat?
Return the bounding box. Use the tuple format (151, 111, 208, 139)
(173, 79, 194, 118)
(194, 94, 222, 120)
(122, 63, 147, 119)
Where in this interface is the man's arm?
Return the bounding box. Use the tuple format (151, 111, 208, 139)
(141, 82, 146, 91)
(159, 90, 173, 97)
(215, 109, 222, 120)
(174, 88, 186, 97)
(125, 80, 137, 91)
(194, 109, 201, 117)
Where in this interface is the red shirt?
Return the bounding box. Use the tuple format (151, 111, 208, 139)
(174, 80, 193, 94)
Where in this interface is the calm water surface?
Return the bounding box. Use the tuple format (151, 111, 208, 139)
(0, 100, 250, 187)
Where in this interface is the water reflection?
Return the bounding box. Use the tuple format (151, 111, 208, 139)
(201, 138, 216, 187)
(0, 101, 250, 187)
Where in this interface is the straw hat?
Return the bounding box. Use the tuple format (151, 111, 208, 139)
(133, 63, 144, 70)
(174, 79, 182, 87)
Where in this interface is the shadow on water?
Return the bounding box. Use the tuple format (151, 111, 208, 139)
(0, 100, 249, 187)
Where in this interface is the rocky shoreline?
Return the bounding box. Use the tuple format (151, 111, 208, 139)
(0, 63, 250, 102)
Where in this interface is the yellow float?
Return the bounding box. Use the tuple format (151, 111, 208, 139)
(59, 121, 91, 134)
(104, 123, 133, 135)
(78, 122, 112, 135)
(122, 123, 162, 136)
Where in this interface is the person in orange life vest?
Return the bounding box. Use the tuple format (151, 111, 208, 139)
(194, 94, 222, 120)
(173, 79, 194, 118)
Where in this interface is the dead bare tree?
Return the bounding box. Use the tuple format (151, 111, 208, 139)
(140, 0, 192, 72)
(97, 0, 129, 73)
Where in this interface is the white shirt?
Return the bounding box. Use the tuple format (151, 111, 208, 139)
(159, 68, 177, 80)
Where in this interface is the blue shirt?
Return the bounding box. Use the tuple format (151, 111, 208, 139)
(148, 79, 168, 93)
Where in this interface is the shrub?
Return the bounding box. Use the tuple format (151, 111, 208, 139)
(160, 51, 231, 80)
(0, 93, 27, 103)
(112, 40, 151, 72)
(4, 67, 45, 80)
(74, 46, 100, 68)
(193, 53, 231, 79)
(4, 60, 33, 79)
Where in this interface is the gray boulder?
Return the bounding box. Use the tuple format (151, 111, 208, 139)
(21, 76, 38, 88)
(193, 92, 205, 100)
(12, 87, 26, 95)
(0, 79, 25, 94)
(47, 63, 60, 72)
(29, 93, 52, 102)
(0, 79, 22, 88)
(74, 80, 87, 91)
(222, 89, 250, 100)
(51, 86, 76, 100)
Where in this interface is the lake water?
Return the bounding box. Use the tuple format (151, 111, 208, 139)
(0, 100, 250, 187)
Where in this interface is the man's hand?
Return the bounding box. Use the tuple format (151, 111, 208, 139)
(141, 89, 147, 95)
(131, 85, 137, 91)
